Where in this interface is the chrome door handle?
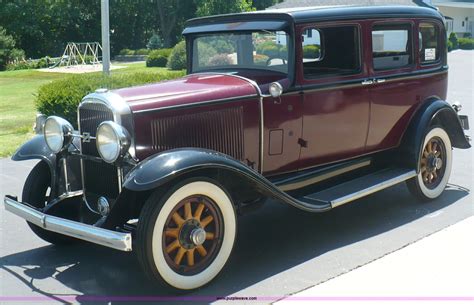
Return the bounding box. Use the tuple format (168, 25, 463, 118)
(361, 80, 374, 85)
(374, 78, 386, 84)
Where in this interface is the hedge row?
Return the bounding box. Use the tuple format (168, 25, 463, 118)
(146, 48, 173, 67)
(36, 70, 186, 127)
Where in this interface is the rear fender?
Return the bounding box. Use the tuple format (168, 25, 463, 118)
(400, 99, 470, 172)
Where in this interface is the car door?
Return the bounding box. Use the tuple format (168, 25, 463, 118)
(297, 22, 371, 169)
(366, 20, 447, 152)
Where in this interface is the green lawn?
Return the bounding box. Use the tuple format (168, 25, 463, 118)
(0, 62, 178, 157)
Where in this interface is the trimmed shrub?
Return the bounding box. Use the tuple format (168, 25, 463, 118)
(447, 40, 454, 52)
(207, 54, 232, 66)
(135, 48, 150, 55)
(458, 38, 474, 50)
(155, 48, 172, 58)
(196, 42, 218, 66)
(36, 71, 186, 127)
(119, 48, 135, 56)
(449, 32, 458, 50)
(167, 41, 187, 70)
(303, 45, 320, 59)
(146, 50, 168, 67)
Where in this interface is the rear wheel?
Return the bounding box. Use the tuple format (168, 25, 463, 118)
(136, 179, 236, 290)
(22, 161, 76, 245)
(407, 126, 452, 201)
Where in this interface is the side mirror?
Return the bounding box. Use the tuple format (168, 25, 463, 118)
(269, 82, 283, 98)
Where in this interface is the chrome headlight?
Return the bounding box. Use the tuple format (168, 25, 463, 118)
(43, 116, 74, 153)
(96, 121, 131, 163)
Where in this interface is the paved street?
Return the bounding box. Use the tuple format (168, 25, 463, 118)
(1, 51, 473, 305)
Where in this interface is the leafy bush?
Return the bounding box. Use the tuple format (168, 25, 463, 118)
(36, 71, 186, 127)
(146, 50, 168, 67)
(147, 33, 163, 49)
(447, 40, 454, 52)
(135, 48, 150, 55)
(256, 41, 287, 58)
(155, 48, 172, 58)
(458, 38, 474, 50)
(253, 54, 269, 65)
(207, 54, 232, 66)
(167, 41, 187, 70)
(449, 32, 458, 50)
(119, 48, 135, 56)
(303, 45, 320, 59)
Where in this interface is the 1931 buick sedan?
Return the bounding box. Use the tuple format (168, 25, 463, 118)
(4, 6, 471, 290)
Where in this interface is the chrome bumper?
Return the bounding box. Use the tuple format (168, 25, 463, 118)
(3, 196, 132, 252)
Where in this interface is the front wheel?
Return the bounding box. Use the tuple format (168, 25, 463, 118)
(407, 126, 452, 201)
(136, 179, 237, 290)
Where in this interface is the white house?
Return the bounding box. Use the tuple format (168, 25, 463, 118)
(431, 0, 474, 37)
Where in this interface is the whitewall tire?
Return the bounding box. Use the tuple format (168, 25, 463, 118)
(407, 126, 452, 201)
(137, 179, 236, 290)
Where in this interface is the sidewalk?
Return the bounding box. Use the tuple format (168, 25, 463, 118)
(276, 216, 474, 305)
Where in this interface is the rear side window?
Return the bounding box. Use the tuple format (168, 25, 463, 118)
(419, 23, 440, 63)
(372, 24, 413, 70)
(302, 25, 360, 78)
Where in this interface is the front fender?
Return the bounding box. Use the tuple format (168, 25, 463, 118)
(12, 135, 57, 188)
(123, 148, 261, 192)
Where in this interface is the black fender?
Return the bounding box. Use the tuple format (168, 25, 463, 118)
(400, 99, 470, 172)
(12, 135, 58, 191)
(104, 148, 331, 229)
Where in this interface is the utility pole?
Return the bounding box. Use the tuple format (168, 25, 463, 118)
(101, 0, 110, 75)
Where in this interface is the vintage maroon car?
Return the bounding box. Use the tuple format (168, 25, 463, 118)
(4, 6, 471, 290)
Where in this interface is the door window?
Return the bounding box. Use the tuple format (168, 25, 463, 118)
(419, 23, 440, 64)
(372, 24, 413, 70)
(302, 25, 360, 78)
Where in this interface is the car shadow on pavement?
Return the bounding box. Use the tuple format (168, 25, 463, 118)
(0, 183, 470, 305)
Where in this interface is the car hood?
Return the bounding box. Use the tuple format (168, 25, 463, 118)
(112, 73, 258, 113)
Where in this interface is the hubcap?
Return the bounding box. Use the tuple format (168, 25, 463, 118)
(162, 195, 224, 275)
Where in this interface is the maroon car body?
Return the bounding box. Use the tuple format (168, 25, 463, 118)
(4, 5, 470, 290)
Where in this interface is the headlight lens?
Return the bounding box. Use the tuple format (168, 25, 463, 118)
(44, 116, 73, 153)
(96, 121, 131, 163)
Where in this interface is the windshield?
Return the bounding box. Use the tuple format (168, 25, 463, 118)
(191, 31, 289, 74)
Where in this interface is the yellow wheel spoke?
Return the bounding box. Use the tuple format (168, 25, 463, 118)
(196, 245, 207, 257)
(187, 249, 195, 266)
(174, 247, 186, 265)
(172, 212, 185, 226)
(194, 203, 205, 221)
(206, 232, 215, 240)
(165, 228, 179, 239)
(421, 166, 427, 173)
(432, 171, 438, 179)
(423, 150, 429, 158)
(184, 202, 192, 220)
(201, 215, 213, 228)
(422, 171, 429, 182)
(432, 142, 438, 152)
(435, 151, 441, 158)
(427, 142, 432, 153)
(166, 240, 180, 253)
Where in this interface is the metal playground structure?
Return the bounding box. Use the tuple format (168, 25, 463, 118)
(52, 42, 102, 68)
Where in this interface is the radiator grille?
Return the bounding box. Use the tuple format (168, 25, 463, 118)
(151, 107, 244, 160)
(78, 101, 119, 200)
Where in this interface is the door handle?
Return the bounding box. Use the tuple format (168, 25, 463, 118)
(374, 78, 386, 84)
(361, 80, 374, 85)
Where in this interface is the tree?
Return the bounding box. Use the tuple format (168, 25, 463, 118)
(0, 27, 24, 70)
(195, 0, 253, 17)
(147, 33, 164, 49)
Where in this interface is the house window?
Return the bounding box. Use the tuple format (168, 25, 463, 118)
(302, 25, 360, 78)
(372, 24, 412, 70)
(419, 23, 440, 63)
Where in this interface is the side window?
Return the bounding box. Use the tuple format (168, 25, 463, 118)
(302, 25, 360, 78)
(372, 24, 412, 70)
(419, 23, 440, 64)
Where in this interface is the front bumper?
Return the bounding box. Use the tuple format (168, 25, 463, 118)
(3, 195, 132, 252)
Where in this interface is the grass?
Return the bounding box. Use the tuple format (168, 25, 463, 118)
(0, 62, 183, 157)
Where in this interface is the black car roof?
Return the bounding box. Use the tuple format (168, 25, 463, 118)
(185, 5, 444, 29)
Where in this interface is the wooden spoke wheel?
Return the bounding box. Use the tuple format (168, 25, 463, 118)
(162, 195, 224, 275)
(420, 137, 446, 189)
(407, 126, 452, 201)
(137, 179, 236, 290)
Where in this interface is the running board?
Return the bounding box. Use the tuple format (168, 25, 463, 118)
(299, 168, 417, 208)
